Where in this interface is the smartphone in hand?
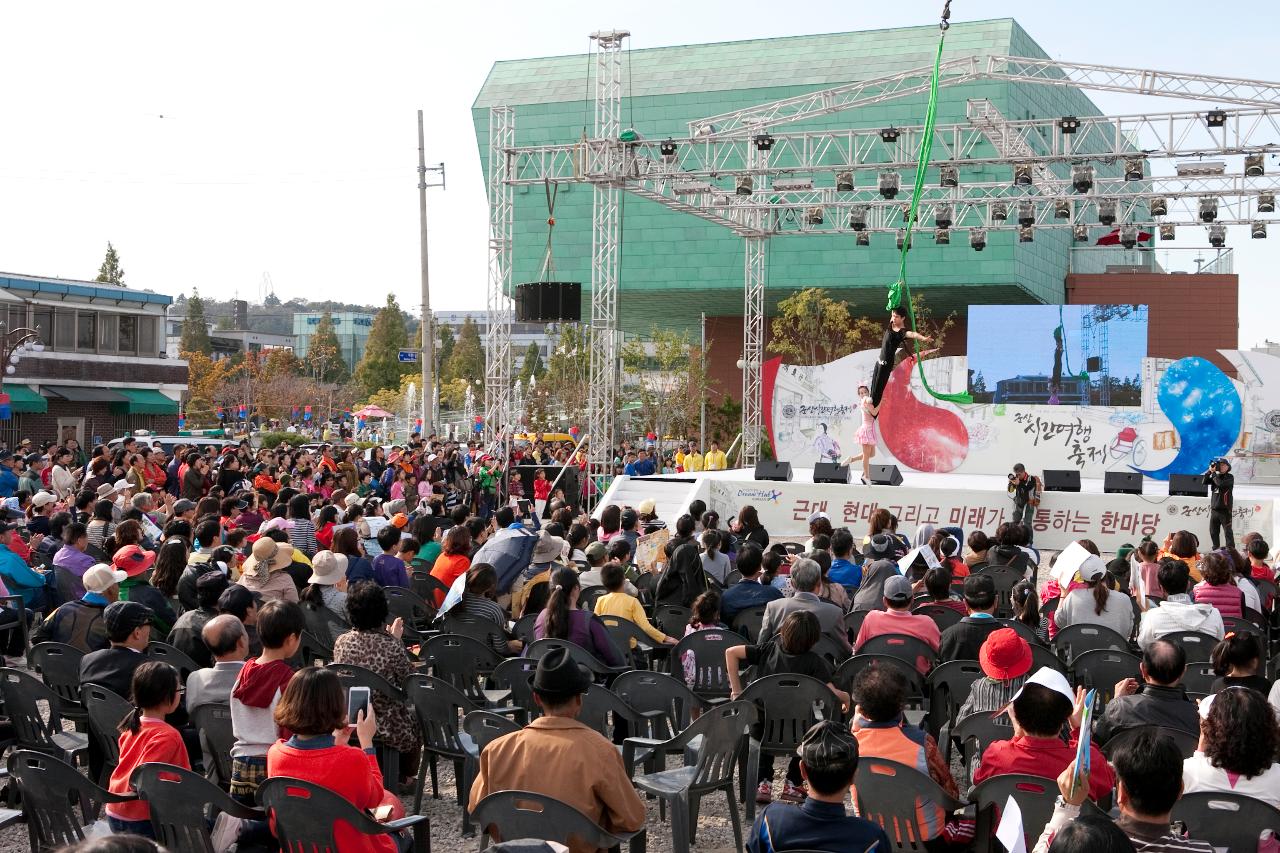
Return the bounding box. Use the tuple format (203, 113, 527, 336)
(347, 686, 371, 723)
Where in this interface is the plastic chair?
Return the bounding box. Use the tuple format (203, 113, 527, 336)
(296, 629, 334, 666)
(404, 673, 478, 817)
(925, 659, 983, 746)
(146, 640, 201, 681)
(386, 586, 437, 642)
(729, 605, 767, 644)
(131, 762, 264, 853)
(0, 666, 88, 765)
(7, 749, 136, 851)
(462, 710, 521, 754)
(526, 636, 630, 680)
(1221, 615, 1263, 636)
(82, 684, 132, 784)
(1159, 630, 1220, 663)
(190, 702, 236, 787)
(1180, 663, 1218, 697)
(833, 655, 927, 710)
(996, 618, 1044, 647)
(624, 700, 756, 853)
(724, 570, 743, 586)
(302, 600, 351, 649)
(973, 565, 1024, 617)
(1030, 643, 1068, 676)
(1100, 724, 1198, 760)
(327, 661, 409, 783)
(28, 641, 88, 725)
(596, 614, 661, 670)
(652, 605, 692, 639)
(912, 604, 964, 632)
(412, 569, 451, 606)
(491, 656, 541, 720)
(579, 683, 668, 744)
(953, 711, 1014, 786)
(424, 633, 505, 702)
(812, 634, 851, 666)
(1068, 648, 1142, 703)
(856, 632, 938, 675)
(511, 613, 540, 646)
(442, 613, 505, 648)
(738, 674, 841, 817)
(843, 609, 870, 640)
(970, 773, 1058, 853)
(258, 776, 432, 853)
(579, 585, 608, 611)
(1052, 623, 1132, 664)
(613, 669, 710, 741)
(472, 790, 646, 853)
(854, 756, 968, 853)
(1171, 792, 1280, 853)
(667, 628, 747, 702)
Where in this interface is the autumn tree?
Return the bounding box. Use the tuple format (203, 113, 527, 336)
(442, 317, 485, 388)
(903, 292, 957, 360)
(183, 350, 234, 425)
(518, 341, 545, 384)
(353, 295, 413, 397)
(95, 242, 126, 286)
(179, 290, 213, 356)
(307, 312, 348, 383)
(540, 324, 590, 428)
(621, 327, 710, 459)
(768, 287, 879, 365)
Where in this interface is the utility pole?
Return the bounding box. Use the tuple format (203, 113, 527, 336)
(417, 110, 445, 436)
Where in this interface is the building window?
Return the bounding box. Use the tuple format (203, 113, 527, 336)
(7, 305, 26, 332)
(54, 310, 74, 351)
(118, 315, 137, 355)
(32, 308, 53, 347)
(98, 314, 118, 353)
(77, 312, 96, 352)
(138, 316, 157, 356)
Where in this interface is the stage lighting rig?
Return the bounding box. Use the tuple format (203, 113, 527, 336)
(970, 228, 987, 251)
(1074, 224, 1090, 242)
(836, 171, 854, 192)
(1150, 197, 1168, 217)
(1205, 109, 1228, 127)
(896, 229, 910, 251)
(935, 227, 950, 245)
(855, 231, 870, 246)
(735, 176, 753, 195)
(849, 205, 869, 231)
(1159, 223, 1176, 241)
(1260, 192, 1276, 213)
(1072, 165, 1094, 193)
(1253, 221, 1267, 239)
(804, 206, 824, 225)
(1245, 153, 1265, 177)
(1199, 197, 1219, 222)
(939, 164, 958, 188)
(990, 201, 1008, 221)
(659, 138, 677, 160)
(1018, 200, 1035, 226)
(1019, 225, 1034, 242)
(1013, 163, 1033, 186)
(879, 172, 900, 199)
(1124, 158, 1145, 181)
(1120, 225, 1139, 248)
(1059, 115, 1080, 133)
(1209, 224, 1226, 247)
(935, 203, 953, 228)
(1097, 199, 1117, 225)
(1055, 200, 1072, 219)
(753, 132, 775, 151)
(880, 126, 900, 143)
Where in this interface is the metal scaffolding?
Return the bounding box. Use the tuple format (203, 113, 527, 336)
(485, 106, 515, 457)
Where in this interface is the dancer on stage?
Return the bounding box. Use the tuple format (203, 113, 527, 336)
(869, 305, 930, 409)
(844, 386, 879, 485)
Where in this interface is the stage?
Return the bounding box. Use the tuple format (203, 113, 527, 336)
(599, 469, 1280, 554)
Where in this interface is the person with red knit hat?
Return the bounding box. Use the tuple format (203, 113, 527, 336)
(957, 627, 1033, 718)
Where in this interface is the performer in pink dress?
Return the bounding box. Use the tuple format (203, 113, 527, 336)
(845, 385, 880, 485)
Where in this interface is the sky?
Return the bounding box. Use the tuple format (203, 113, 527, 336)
(967, 304, 1148, 385)
(0, 1, 1276, 344)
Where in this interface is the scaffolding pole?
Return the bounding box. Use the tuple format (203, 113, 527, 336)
(741, 234, 767, 467)
(485, 106, 515, 467)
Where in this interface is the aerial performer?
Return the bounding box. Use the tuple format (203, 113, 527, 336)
(868, 304, 931, 410)
(1048, 325, 1064, 405)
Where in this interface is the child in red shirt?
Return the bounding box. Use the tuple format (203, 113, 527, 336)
(1246, 538, 1277, 610)
(106, 661, 189, 837)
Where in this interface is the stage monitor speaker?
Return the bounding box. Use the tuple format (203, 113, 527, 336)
(514, 281, 582, 323)
(1043, 469, 1081, 492)
(1169, 474, 1208, 497)
(813, 462, 851, 484)
(754, 460, 793, 482)
(1104, 471, 1143, 495)
(1086, 356, 1102, 372)
(868, 464, 903, 487)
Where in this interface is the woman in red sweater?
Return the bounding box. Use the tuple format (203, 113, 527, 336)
(266, 667, 406, 853)
(106, 661, 189, 838)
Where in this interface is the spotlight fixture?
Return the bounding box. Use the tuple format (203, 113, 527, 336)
(880, 126, 901, 143)
(1018, 200, 1035, 227)
(896, 229, 910, 251)
(990, 201, 1009, 221)
(1245, 153, 1265, 177)
(1205, 109, 1228, 128)
(673, 179, 715, 195)
(855, 231, 870, 246)
(1073, 224, 1090, 242)
(878, 172, 900, 199)
(1120, 225, 1139, 249)
(1058, 115, 1080, 134)
(1124, 157, 1145, 182)
(849, 205, 869, 231)
(659, 138, 677, 159)
(939, 164, 959, 188)
(1018, 225, 1034, 243)
(1054, 199, 1072, 219)
(935, 203, 953, 229)
(935, 227, 951, 245)
(804, 206, 824, 225)
(753, 132, 775, 152)
(1150, 197, 1168, 217)
(735, 176, 753, 196)
(1013, 163, 1033, 186)
(1176, 161, 1226, 177)
(900, 203, 914, 225)
(1097, 198, 1117, 226)
(1159, 223, 1176, 241)
(1253, 221, 1267, 239)
(836, 171, 854, 192)
(1072, 164, 1094, 193)
(772, 178, 814, 192)
(970, 228, 987, 251)
(1259, 192, 1276, 213)
(1208, 223, 1227, 247)
(1199, 197, 1219, 222)
(693, 122, 717, 138)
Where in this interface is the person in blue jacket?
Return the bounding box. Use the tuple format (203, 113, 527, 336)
(0, 521, 51, 609)
(0, 452, 18, 499)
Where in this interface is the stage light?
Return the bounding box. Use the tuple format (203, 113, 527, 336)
(1074, 224, 1090, 242)
(970, 228, 987, 251)
(1120, 225, 1139, 249)
(735, 176, 753, 195)
(1019, 225, 1034, 242)
(939, 164, 958, 188)
(878, 172, 900, 199)
(1097, 198, 1117, 225)
(900, 203, 914, 225)
(1199, 197, 1219, 222)
(836, 171, 854, 192)
(659, 138, 677, 159)
(773, 178, 813, 191)
(1072, 165, 1094, 193)
(935, 227, 950, 245)
(897, 229, 910, 251)
(1124, 158, 1145, 181)
(1055, 199, 1072, 219)
(1206, 109, 1228, 127)
(1159, 223, 1176, 241)
(1260, 192, 1276, 213)
(804, 206, 824, 225)
(1013, 163, 1033, 186)
(1151, 197, 1168, 217)
(1245, 153, 1265, 177)
(935, 203, 953, 228)
(1018, 200, 1035, 226)
(990, 201, 1008, 221)
(880, 126, 900, 143)
(849, 205, 869, 231)
(753, 132, 775, 152)
(693, 122, 717, 138)
(1253, 221, 1267, 239)
(1209, 223, 1226, 247)
(1059, 115, 1080, 134)
(1177, 161, 1226, 177)
(673, 179, 714, 195)
(855, 231, 870, 246)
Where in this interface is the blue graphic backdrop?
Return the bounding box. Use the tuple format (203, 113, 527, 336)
(1133, 357, 1241, 481)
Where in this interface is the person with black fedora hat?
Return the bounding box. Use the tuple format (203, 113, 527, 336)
(468, 647, 645, 853)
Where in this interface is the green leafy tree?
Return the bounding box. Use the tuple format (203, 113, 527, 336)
(518, 341, 545, 384)
(95, 242, 126, 286)
(353, 295, 413, 397)
(621, 327, 710, 459)
(437, 324, 455, 368)
(307, 312, 348, 383)
(179, 290, 213, 356)
(263, 291, 281, 307)
(769, 287, 879, 366)
(540, 323, 590, 427)
(214, 315, 234, 331)
(442, 316, 485, 387)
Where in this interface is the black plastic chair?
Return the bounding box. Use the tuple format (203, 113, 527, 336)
(1052, 623, 1131, 664)
(971, 773, 1058, 853)
(190, 702, 235, 787)
(596, 614, 662, 670)
(412, 570, 451, 606)
(425, 632, 506, 702)
(303, 600, 352, 649)
(327, 661, 409, 783)
(296, 628, 334, 666)
(1171, 791, 1280, 853)
(82, 684, 132, 784)
(441, 613, 505, 648)
(1068, 648, 1142, 704)
(1159, 630, 1220, 663)
(491, 656, 540, 720)
(7, 749, 136, 851)
(854, 756, 967, 853)
(738, 673, 841, 815)
(386, 585, 437, 642)
(511, 613, 540, 646)
(844, 609, 871, 641)
(1221, 615, 1263, 636)
(579, 683, 668, 743)
(28, 641, 88, 725)
(925, 659, 983, 745)
(0, 666, 88, 765)
(812, 634, 851, 666)
(462, 710, 521, 755)
(973, 565, 1024, 617)
(652, 605, 692, 639)
(472, 790, 646, 853)
(1101, 724, 1198, 760)
(912, 604, 964, 632)
(953, 711, 1014, 786)
(258, 776, 432, 853)
(996, 618, 1044, 647)
(404, 673, 478, 818)
(131, 761, 264, 853)
(613, 669, 710, 741)
(579, 585, 608, 612)
(526, 636, 630, 681)
(1180, 663, 1218, 698)
(1030, 642, 1068, 676)
(833, 654, 927, 711)
(730, 605, 768, 643)
(667, 628, 746, 702)
(146, 640, 201, 681)
(856, 632, 938, 675)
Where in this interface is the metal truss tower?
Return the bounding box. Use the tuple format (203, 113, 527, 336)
(740, 136, 772, 467)
(585, 29, 628, 498)
(485, 106, 515, 457)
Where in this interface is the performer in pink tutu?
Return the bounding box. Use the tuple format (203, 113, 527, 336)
(844, 385, 879, 485)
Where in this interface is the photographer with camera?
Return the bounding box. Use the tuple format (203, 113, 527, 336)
(1202, 458, 1235, 550)
(1007, 463, 1041, 543)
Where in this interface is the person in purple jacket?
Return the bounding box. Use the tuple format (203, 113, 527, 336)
(369, 526, 410, 588)
(53, 522, 97, 599)
(532, 566, 622, 666)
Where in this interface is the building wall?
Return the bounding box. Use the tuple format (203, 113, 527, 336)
(292, 312, 374, 366)
(0, 404, 179, 449)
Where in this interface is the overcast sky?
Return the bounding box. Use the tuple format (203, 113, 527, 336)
(1, 1, 1275, 345)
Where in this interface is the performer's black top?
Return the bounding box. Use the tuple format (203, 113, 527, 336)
(1203, 470, 1234, 511)
(878, 327, 908, 364)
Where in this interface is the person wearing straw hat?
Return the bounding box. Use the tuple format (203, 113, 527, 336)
(239, 537, 300, 604)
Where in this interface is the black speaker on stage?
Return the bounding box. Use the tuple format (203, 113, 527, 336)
(1043, 469, 1081, 492)
(1169, 474, 1208, 497)
(515, 281, 582, 323)
(814, 462, 851, 484)
(868, 464, 903, 487)
(1104, 471, 1143, 495)
(754, 460, 793, 482)
(1086, 356, 1102, 373)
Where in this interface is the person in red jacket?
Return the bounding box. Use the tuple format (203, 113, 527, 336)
(266, 666, 406, 853)
(105, 661, 189, 837)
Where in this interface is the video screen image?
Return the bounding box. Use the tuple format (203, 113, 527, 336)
(966, 304, 1148, 407)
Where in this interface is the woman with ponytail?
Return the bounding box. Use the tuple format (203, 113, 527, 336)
(1209, 631, 1269, 694)
(105, 661, 188, 837)
(1053, 555, 1134, 639)
(532, 566, 622, 666)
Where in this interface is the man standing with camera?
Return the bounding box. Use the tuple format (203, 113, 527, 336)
(1202, 457, 1235, 550)
(1007, 463, 1041, 543)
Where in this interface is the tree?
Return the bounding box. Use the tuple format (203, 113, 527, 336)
(183, 350, 234, 426)
(541, 324, 591, 428)
(263, 291, 281, 307)
(260, 347, 303, 381)
(708, 395, 742, 448)
(353, 294, 413, 397)
(307, 312, 348, 383)
(437, 324, 455, 369)
(95, 242, 126, 286)
(904, 292, 957, 361)
(442, 317, 485, 387)
(179, 290, 213, 356)
(518, 341, 545, 384)
(214, 315, 234, 331)
(621, 327, 711, 460)
(768, 287, 879, 365)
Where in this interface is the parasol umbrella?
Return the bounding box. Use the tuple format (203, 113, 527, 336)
(354, 405, 396, 420)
